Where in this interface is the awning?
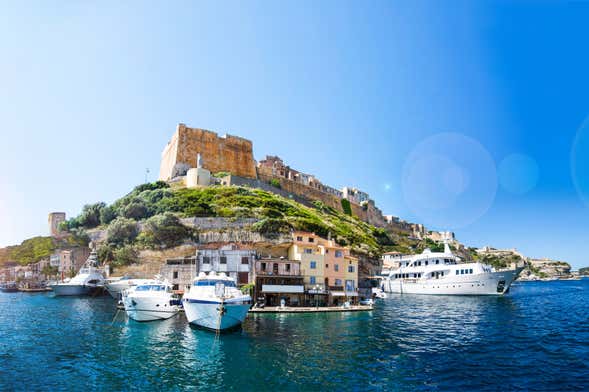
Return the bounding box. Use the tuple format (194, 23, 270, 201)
(330, 291, 359, 297)
(262, 284, 304, 293)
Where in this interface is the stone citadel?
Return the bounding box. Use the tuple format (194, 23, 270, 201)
(159, 123, 453, 242)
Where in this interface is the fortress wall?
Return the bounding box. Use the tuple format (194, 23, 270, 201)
(159, 124, 257, 180)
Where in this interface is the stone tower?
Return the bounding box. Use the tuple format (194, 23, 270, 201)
(48, 212, 66, 237)
(159, 123, 257, 181)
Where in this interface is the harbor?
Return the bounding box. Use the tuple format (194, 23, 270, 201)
(2, 279, 588, 391)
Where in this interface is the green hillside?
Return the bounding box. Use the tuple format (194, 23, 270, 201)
(63, 182, 400, 260)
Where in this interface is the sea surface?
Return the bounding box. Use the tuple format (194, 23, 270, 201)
(1, 280, 588, 391)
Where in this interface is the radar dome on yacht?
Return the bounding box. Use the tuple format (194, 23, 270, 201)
(198, 272, 206, 278)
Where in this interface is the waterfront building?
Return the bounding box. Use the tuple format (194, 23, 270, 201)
(253, 258, 305, 306)
(288, 231, 358, 305)
(58, 247, 91, 277)
(196, 244, 255, 286)
(160, 255, 197, 291)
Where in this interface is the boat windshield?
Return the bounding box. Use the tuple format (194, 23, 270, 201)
(135, 285, 167, 291)
(195, 279, 236, 287)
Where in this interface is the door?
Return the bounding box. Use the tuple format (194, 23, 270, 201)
(238, 272, 249, 285)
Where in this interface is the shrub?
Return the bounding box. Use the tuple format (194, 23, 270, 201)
(269, 178, 281, 189)
(106, 217, 139, 246)
(341, 199, 352, 216)
(252, 218, 292, 237)
(97, 244, 115, 264)
(139, 213, 192, 248)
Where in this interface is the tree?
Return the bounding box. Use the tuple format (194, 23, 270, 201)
(113, 245, 138, 267)
(42, 265, 58, 277)
(139, 213, 192, 248)
(106, 217, 139, 246)
(97, 244, 115, 264)
(79, 202, 106, 228)
(99, 205, 117, 225)
(122, 201, 150, 220)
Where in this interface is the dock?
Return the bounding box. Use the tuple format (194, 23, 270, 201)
(249, 305, 373, 313)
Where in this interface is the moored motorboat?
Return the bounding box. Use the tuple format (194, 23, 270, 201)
(49, 251, 105, 296)
(122, 277, 180, 322)
(183, 271, 251, 332)
(0, 282, 19, 293)
(105, 276, 152, 299)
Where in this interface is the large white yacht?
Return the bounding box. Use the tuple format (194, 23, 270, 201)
(380, 243, 523, 295)
(183, 271, 251, 331)
(49, 251, 105, 296)
(122, 277, 180, 322)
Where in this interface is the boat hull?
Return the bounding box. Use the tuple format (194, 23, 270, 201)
(382, 268, 522, 296)
(123, 295, 178, 322)
(49, 284, 91, 296)
(183, 299, 251, 331)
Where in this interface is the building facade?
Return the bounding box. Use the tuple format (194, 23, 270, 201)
(58, 247, 91, 276)
(196, 244, 255, 285)
(253, 258, 304, 306)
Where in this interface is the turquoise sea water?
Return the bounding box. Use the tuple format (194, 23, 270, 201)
(1, 280, 588, 391)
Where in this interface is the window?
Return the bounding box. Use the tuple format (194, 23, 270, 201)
(335, 279, 342, 286)
(304, 248, 313, 254)
(456, 270, 459, 275)
(325, 264, 329, 269)
(297, 236, 303, 241)
(335, 250, 343, 258)
(436, 260, 439, 265)
(220, 256, 227, 264)
(203, 256, 210, 264)
(425, 260, 429, 266)
(334, 264, 339, 272)
(310, 261, 317, 269)
(308, 237, 314, 243)
(310, 276, 316, 284)
(348, 265, 355, 273)
(286, 263, 291, 272)
(469, 269, 473, 274)
(241, 257, 249, 265)
(173, 271, 178, 279)
(261, 262, 266, 271)
(345, 280, 354, 291)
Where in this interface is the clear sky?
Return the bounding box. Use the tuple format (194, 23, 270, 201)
(1, 1, 589, 268)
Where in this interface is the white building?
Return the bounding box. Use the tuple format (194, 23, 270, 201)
(342, 187, 370, 205)
(196, 244, 256, 285)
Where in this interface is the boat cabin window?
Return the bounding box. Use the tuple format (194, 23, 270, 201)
(436, 260, 439, 265)
(425, 260, 428, 266)
(195, 280, 236, 287)
(136, 285, 167, 291)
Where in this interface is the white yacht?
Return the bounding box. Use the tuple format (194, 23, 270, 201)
(183, 271, 251, 331)
(105, 276, 152, 299)
(122, 277, 180, 322)
(380, 243, 523, 295)
(49, 251, 105, 296)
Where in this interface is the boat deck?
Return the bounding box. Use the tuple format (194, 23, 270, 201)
(249, 305, 373, 313)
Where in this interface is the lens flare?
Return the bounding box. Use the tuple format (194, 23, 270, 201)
(401, 133, 497, 229)
(498, 153, 539, 195)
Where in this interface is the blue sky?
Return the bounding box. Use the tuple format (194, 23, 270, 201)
(1, 1, 589, 268)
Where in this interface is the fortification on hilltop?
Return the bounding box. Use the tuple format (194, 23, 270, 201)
(159, 124, 257, 181)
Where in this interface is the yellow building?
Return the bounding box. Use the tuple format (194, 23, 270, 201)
(288, 231, 359, 304)
(288, 232, 326, 291)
